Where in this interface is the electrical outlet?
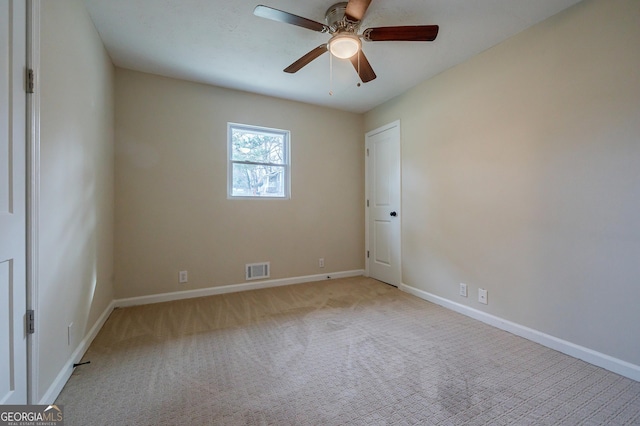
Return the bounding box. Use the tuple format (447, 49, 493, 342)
(459, 283, 467, 297)
(179, 270, 188, 283)
(478, 288, 488, 304)
(319, 258, 325, 268)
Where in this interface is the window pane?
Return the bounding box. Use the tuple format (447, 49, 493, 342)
(231, 163, 286, 197)
(228, 123, 290, 199)
(231, 128, 285, 165)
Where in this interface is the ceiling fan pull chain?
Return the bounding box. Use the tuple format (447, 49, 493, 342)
(330, 53, 334, 96)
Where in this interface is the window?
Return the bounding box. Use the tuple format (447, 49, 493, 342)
(228, 123, 290, 199)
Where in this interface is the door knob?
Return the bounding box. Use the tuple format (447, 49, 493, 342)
(390, 211, 397, 217)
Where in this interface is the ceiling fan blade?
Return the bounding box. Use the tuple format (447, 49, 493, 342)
(363, 25, 439, 42)
(345, 0, 372, 21)
(254, 5, 329, 33)
(349, 50, 376, 83)
(284, 44, 328, 73)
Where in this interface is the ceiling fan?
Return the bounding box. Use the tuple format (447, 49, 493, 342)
(254, 0, 439, 83)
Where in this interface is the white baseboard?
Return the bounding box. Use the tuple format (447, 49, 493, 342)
(114, 270, 365, 308)
(400, 283, 640, 382)
(49, 272, 637, 405)
(39, 300, 116, 404)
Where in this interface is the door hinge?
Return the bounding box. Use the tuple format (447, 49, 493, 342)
(366, 199, 369, 207)
(366, 148, 369, 156)
(367, 250, 370, 258)
(26, 310, 35, 334)
(26, 69, 35, 94)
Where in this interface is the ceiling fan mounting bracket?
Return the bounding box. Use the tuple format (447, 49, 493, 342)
(361, 28, 373, 42)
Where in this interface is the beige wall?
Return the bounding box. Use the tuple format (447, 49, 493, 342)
(114, 69, 364, 299)
(365, 0, 640, 365)
(39, 0, 115, 401)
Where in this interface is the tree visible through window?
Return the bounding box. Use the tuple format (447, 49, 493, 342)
(228, 123, 290, 198)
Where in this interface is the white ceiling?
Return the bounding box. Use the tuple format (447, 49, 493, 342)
(84, 0, 582, 113)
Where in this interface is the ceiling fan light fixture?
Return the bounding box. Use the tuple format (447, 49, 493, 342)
(328, 34, 361, 59)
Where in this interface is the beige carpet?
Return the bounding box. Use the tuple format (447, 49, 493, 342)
(56, 277, 640, 425)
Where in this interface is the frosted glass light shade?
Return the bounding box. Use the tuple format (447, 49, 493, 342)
(329, 34, 361, 59)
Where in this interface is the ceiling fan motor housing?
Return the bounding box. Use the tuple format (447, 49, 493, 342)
(325, 2, 361, 33)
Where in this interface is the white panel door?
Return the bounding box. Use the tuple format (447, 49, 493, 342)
(0, 0, 28, 405)
(366, 121, 401, 286)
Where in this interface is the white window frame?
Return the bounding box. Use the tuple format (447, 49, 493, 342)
(227, 122, 291, 199)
